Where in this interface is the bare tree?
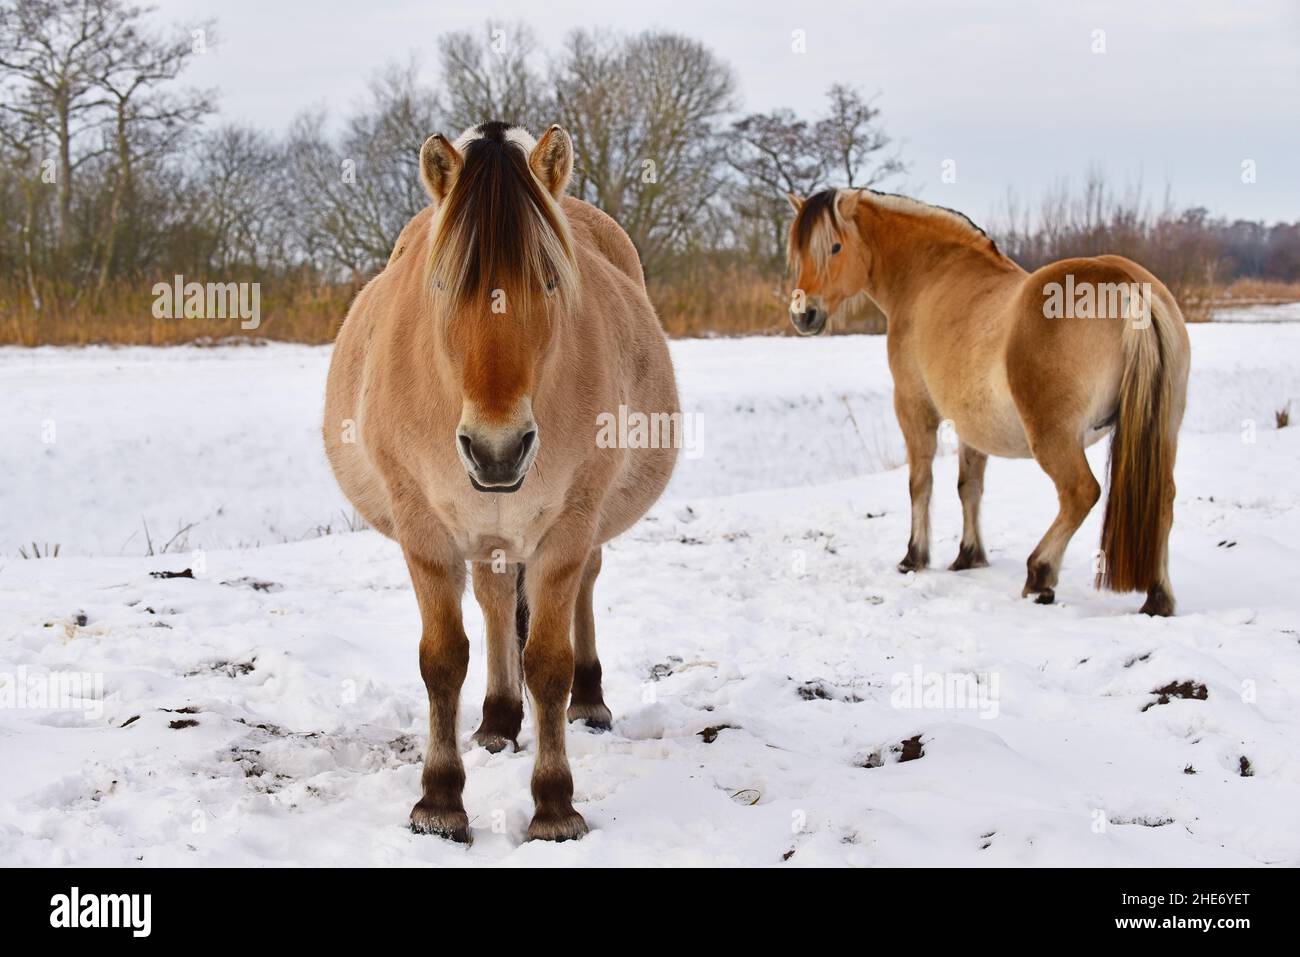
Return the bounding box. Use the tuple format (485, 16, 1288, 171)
(0, 0, 122, 253)
(437, 21, 549, 133)
(554, 29, 735, 276)
(90, 14, 214, 286)
(191, 124, 286, 272)
(726, 85, 906, 265)
(725, 109, 824, 264)
(817, 84, 904, 188)
(0, 114, 50, 306)
(285, 61, 440, 274)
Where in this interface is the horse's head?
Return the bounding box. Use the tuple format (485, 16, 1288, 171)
(785, 188, 867, 336)
(420, 122, 577, 493)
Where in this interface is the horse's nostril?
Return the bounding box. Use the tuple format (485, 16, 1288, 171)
(515, 429, 537, 467)
(458, 433, 478, 467)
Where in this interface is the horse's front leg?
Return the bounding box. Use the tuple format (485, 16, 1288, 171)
(522, 534, 594, 841)
(403, 541, 472, 843)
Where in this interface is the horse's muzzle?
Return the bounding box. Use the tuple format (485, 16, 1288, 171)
(457, 426, 537, 493)
(791, 307, 827, 336)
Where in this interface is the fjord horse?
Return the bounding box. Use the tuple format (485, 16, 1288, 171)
(786, 189, 1190, 615)
(325, 122, 679, 841)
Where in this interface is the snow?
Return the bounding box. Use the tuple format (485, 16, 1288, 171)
(1211, 301, 1300, 324)
(2, 324, 1299, 866)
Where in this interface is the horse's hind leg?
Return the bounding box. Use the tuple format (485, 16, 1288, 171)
(1139, 477, 1176, 616)
(950, 442, 989, 570)
(471, 562, 525, 752)
(1023, 433, 1101, 604)
(568, 547, 612, 730)
(895, 396, 940, 572)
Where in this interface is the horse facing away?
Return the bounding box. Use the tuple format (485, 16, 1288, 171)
(786, 188, 1190, 615)
(324, 121, 679, 842)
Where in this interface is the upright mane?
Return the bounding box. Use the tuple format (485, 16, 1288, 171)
(790, 188, 1006, 271)
(428, 121, 578, 319)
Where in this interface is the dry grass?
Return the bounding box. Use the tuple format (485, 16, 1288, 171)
(1210, 278, 1300, 307)
(18, 542, 60, 559)
(1, 265, 889, 345)
(3, 268, 1292, 347)
(0, 276, 354, 347)
(649, 263, 885, 338)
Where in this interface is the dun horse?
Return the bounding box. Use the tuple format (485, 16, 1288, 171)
(786, 189, 1190, 615)
(324, 122, 679, 842)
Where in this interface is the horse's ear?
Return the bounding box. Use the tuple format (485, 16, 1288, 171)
(419, 134, 462, 203)
(786, 192, 805, 213)
(529, 124, 573, 198)
(837, 189, 862, 217)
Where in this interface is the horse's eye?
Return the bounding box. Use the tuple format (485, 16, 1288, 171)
(545, 277, 557, 294)
(831, 243, 842, 255)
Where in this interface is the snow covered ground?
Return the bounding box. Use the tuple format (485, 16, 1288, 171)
(2, 323, 1299, 866)
(1211, 301, 1300, 324)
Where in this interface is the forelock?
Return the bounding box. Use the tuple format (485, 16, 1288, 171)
(789, 189, 846, 272)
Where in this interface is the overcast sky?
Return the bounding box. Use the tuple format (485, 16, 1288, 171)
(157, 0, 1300, 224)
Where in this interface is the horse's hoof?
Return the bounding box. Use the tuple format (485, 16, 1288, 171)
(471, 728, 517, 753)
(949, 544, 988, 571)
(473, 696, 522, 752)
(527, 807, 588, 842)
(567, 701, 613, 731)
(1022, 561, 1053, 598)
(1033, 588, 1055, 605)
(410, 800, 472, 844)
(1139, 586, 1175, 617)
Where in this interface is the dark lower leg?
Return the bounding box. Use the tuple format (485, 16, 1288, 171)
(950, 442, 989, 570)
(898, 426, 937, 573)
(524, 560, 586, 841)
(1023, 440, 1099, 605)
(405, 552, 471, 842)
(471, 561, 524, 751)
(568, 548, 611, 729)
(1139, 478, 1176, 617)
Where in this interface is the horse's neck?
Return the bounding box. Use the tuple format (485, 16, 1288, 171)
(857, 205, 1011, 322)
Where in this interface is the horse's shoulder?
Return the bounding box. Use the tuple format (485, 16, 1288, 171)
(561, 196, 646, 291)
(384, 206, 435, 270)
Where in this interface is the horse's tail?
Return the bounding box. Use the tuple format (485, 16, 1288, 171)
(1097, 284, 1179, 595)
(515, 564, 529, 653)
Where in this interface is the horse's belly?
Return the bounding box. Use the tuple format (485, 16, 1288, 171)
(930, 382, 1032, 459)
(950, 418, 1031, 458)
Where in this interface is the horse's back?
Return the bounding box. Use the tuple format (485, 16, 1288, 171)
(562, 196, 647, 292)
(1006, 255, 1188, 445)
